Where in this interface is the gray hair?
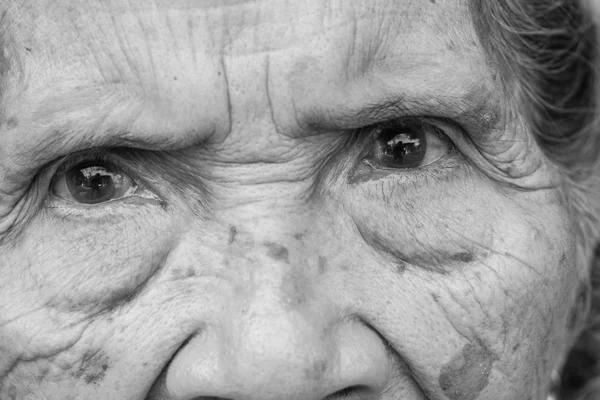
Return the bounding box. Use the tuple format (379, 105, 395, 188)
(470, 1, 600, 398)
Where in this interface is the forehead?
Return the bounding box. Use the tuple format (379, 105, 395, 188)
(16, 0, 472, 49)
(1, 0, 498, 167)
(6, 0, 479, 91)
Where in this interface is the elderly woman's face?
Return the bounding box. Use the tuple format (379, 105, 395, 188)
(0, 0, 581, 399)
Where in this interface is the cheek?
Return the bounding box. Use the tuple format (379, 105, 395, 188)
(0, 208, 181, 394)
(340, 176, 578, 397)
(2, 210, 175, 314)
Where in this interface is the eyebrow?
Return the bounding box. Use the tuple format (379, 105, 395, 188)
(302, 88, 505, 137)
(9, 80, 505, 176)
(8, 87, 217, 175)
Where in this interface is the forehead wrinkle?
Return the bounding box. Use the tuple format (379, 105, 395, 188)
(284, 0, 501, 130)
(9, 0, 467, 61)
(2, 0, 500, 168)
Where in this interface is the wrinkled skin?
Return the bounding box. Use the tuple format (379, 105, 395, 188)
(0, 0, 582, 399)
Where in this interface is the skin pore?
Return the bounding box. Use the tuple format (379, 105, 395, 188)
(0, 0, 582, 399)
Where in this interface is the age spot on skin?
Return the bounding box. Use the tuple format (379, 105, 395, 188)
(5, 117, 18, 129)
(265, 242, 290, 264)
(228, 225, 237, 244)
(172, 268, 184, 280)
(439, 340, 496, 400)
(560, 251, 567, 264)
(303, 360, 327, 380)
(71, 350, 111, 386)
(2, 383, 17, 400)
(450, 252, 475, 263)
(318, 256, 328, 274)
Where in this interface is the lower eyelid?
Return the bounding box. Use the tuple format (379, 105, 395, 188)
(44, 193, 164, 217)
(349, 148, 462, 185)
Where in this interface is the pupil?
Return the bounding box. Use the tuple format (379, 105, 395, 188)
(67, 164, 117, 204)
(378, 127, 427, 168)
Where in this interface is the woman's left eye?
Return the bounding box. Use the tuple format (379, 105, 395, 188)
(51, 159, 139, 205)
(363, 119, 453, 169)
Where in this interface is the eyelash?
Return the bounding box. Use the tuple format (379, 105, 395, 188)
(44, 149, 162, 215)
(52, 149, 130, 178)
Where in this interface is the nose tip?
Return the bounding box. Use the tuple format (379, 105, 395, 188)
(158, 310, 391, 400)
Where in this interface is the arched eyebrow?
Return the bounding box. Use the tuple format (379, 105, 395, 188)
(2, 83, 223, 179)
(302, 89, 504, 136)
(4, 78, 505, 182)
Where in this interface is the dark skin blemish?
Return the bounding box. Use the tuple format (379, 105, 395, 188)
(71, 350, 111, 386)
(304, 360, 327, 380)
(172, 268, 185, 279)
(451, 252, 475, 263)
(25, 47, 31, 52)
(5, 117, 18, 129)
(265, 242, 289, 264)
(84, 363, 109, 385)
(318, 256, 327, 274)
(4, 383, 17, 400)
(228, 225, 237, 244)
(396, 263, 406, 274)
(186, 267, 196, 277)
(293, 233, 304, 240)
(439, 340, 496, 400)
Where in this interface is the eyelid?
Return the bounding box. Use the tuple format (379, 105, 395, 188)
(360, 116, 464, 144)
(52, 149, 133, 178)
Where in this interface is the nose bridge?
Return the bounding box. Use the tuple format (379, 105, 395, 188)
(222, 216, 324, 307)
(227, 237, 329, 370)
(227, 293, 336, 392)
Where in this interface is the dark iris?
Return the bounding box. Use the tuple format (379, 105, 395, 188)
(375, 124, 427, 168)
(65, 163, 117, 204)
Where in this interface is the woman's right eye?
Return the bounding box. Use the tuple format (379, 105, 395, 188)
(51, 157, 141, 205)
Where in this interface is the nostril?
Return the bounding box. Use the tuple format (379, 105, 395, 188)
(325, 385, 371, 400)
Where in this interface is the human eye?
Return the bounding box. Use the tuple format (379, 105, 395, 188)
(361, 117, 453, 170)
(49, 150, 159, 207)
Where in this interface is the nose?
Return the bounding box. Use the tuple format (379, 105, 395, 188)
(160, 313, 390, 400)
(156, 260, 391, 399)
